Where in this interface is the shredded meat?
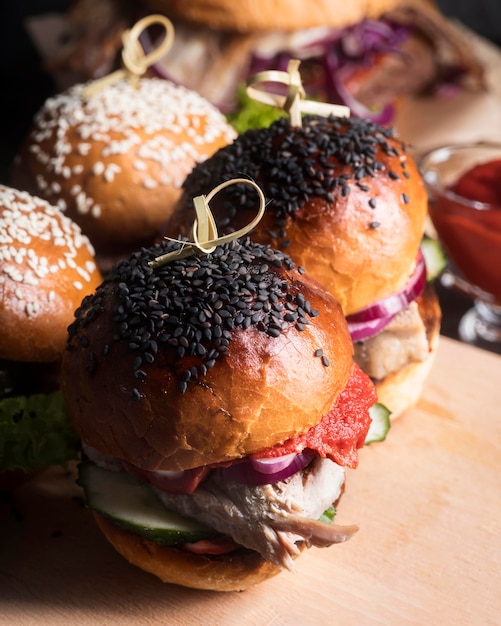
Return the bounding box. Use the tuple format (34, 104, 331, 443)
(353, 301, 429, 381)
(155, 457, 357, 571)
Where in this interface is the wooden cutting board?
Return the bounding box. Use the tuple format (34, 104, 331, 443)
(1, 336, 500, 626)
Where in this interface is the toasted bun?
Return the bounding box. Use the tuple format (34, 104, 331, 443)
(0, 185, 102, 363)
(167, 115, 428, 316)
(61, 239, 354, 471)
(375, 284, 441, 419)
(94, 512, 282, 591)
(10, 78, 236, 268)
(140, 0, 403, 32)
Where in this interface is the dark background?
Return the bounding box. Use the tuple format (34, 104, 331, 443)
(1, 1, 500, 353)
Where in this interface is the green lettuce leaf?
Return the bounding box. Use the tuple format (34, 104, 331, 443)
(226, 84, 287, 134)
(319, 506, 336, 524)
(0, 391, 79, 474)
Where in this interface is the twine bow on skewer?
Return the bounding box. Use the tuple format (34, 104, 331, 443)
(84, 14, 175, 98)
(149, 178, 267, 268)
(246, 59, 350, 127)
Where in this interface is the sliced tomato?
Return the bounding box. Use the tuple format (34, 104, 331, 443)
(123, 462, 211, 495)
(183, 536, 240, 555)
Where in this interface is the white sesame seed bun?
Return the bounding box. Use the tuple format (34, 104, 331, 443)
(10, 78, 236, 270)
(0, 185, 102, 363)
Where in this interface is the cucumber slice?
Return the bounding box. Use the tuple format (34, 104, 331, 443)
(78, 461, 218, 545)
(365, 403, 391, 445)
(421, 236, 447, 282)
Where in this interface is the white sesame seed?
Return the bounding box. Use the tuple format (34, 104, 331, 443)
(26, 301, 40, 316)
(93, 161, 105, 175)
(0, 184, 98, 302)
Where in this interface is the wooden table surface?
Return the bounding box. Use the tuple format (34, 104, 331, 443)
(1, 336, 500, 626)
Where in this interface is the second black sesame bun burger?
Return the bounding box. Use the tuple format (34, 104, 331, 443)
(61, 189, 377, 590)
(0, 184, 102, 482)
(9, 75, 236, 273)
(166, 114, 441, 418)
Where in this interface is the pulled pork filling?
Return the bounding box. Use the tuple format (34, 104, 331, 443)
(353, 301, 429, 381)
(155, 457, 356, 571)
(84, 444, 356, 571)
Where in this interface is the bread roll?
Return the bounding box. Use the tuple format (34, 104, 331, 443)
(10, 78, 236, 269)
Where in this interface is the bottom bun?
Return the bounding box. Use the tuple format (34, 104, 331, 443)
(93, 513, 285, 592)
(375, 285, 441, 420)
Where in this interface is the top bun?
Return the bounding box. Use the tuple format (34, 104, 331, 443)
(10, 78, 236, 268)
(140, 0, 403, 32)
(61, 239, 355, 471)
(166, 115, 428, 316)
(0, 185, 102, 363)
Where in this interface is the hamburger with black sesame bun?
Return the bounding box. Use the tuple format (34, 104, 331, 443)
(0, 185, 102, 487)
(60, 183, 379, 590)
(10, 75, 236, 273)
(166, 114, 441, 419)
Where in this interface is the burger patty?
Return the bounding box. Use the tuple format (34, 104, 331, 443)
(155, 457, 356, 571)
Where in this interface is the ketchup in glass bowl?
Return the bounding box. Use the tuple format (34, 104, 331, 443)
(420, 142, 501, 348)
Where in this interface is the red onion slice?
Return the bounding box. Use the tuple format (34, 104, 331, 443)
(347, 250, 427, 342)
(347, 313, 398, 343)
(250, 452, 298, 474)
(215, 452, 314, 486)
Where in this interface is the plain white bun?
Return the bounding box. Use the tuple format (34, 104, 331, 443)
(94, 512, 284, 591)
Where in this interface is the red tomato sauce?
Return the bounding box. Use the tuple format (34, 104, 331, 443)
(253, 361, 376, 469)
(429, 159, 501, 303)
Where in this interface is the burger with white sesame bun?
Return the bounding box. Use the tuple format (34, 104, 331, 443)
(0, 185, 102, 485)
(9, 75, 236, 273)
(45, 0, 485, 126)
(166, 113, 441, 419)
(60, 179, 378, 591)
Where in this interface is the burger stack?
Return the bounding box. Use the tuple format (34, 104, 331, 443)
(166, 113, 441, 419)
(3, 7, 444, 592)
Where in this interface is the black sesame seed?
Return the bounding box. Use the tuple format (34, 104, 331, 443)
(68, 238, 330, 394)
(321, 356, 330, 367)
(369, 221, 381, 229)
(402, 193, 410, 204)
